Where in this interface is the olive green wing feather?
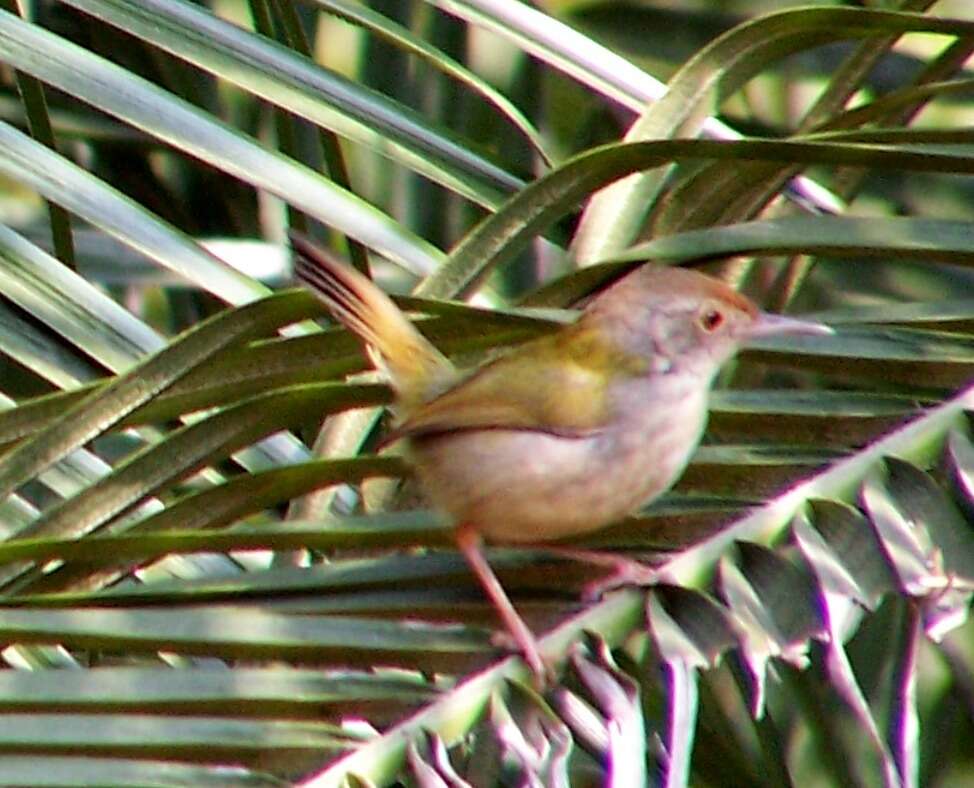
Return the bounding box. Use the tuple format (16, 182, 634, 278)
(383, 327, 634, 442)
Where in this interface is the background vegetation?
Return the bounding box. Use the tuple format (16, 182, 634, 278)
(0, 0, 974, 785)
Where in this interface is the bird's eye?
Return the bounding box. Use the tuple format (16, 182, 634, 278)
(699, 308, 725, 332)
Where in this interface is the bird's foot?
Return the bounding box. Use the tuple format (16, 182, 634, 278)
(542, 547, 661, 601)
(457, 524, 551, 686)
(490, 629, 551, 686)
(581, 557, 659, 601)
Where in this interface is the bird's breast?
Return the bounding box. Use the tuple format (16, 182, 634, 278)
(406, 376, 710, 544)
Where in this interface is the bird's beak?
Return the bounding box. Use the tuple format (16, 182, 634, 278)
(747, 312, 833, 339)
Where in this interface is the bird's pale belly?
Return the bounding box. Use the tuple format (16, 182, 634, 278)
(408, 406, 706, 544)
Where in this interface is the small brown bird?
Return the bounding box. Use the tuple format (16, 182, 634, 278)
(292, 234, 829, 677)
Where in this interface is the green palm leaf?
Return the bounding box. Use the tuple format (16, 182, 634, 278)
(0, 1, 973, 785)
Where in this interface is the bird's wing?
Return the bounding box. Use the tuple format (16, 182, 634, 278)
(383, 333, 619, 443)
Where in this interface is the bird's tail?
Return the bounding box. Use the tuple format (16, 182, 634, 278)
(290, 232, 454, 405)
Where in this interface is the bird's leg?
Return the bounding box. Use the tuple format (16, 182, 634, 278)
(455, 523, 546, 680)
(542, 546, 660, 602)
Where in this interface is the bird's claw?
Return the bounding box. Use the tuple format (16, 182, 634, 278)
(581, 558, 659, 602)
(490, 630, 551, 686)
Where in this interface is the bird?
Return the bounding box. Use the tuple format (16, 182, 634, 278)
(291, 232, 830, 678)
